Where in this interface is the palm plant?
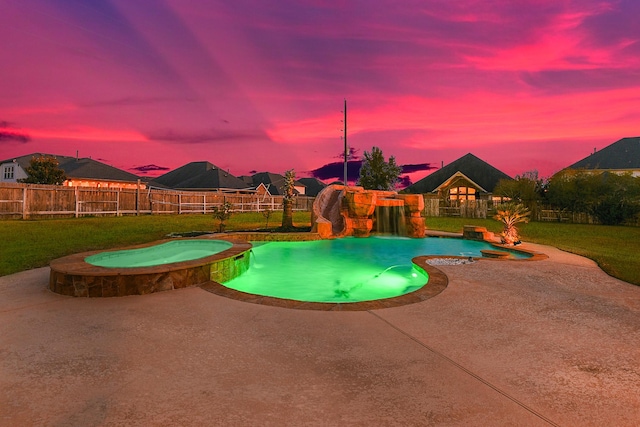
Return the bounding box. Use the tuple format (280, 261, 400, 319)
(493, 202, 530, 245)
(280, 169, 296, 230)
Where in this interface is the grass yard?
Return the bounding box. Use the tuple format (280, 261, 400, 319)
(2, 213, 639, 286)
(1, 212, 311, 277)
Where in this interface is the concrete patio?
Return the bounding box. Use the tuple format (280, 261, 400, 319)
(1, 242, 639, 426)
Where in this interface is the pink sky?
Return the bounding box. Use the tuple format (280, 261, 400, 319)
(1, 0, 639, 184)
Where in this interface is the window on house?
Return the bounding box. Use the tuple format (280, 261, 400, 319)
(3, 166, 14, 180)
(449, 186, 476, 201)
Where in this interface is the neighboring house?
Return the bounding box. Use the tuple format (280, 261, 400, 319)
(297, 177, 327, 197)
(0, 158, 27, 182)
(565, 136, 640, 177)
(150, 161, 249, 191)
(244, 172, 306, 196)
(0, 153, 145, 189)
(402, 153, 512, 201)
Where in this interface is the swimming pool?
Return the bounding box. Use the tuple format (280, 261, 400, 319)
(221, 236, 529, 303)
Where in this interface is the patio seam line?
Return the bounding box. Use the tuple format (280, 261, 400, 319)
(367, 310, 562, 427)
(0, 297, 67, 315)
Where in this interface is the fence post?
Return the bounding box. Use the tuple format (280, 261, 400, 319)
(22, 186, 28, 219)
(178, 193, 182, 215)
(136, 179, 140, 216)
(74, 186, 79, 218)
(116, 189, 121, 216)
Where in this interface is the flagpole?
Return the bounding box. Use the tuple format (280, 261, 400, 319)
(343, 98, 348, 185)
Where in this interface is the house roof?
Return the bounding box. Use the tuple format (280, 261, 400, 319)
(246, 172, 305, 195)
(567, 137, 640, 170)
(238, 175, 254, 186)
(403, 153, 512, 194)
(297, 177, 327, 197)
(1, 153, 141, 182)
(150, 161, 248, 190)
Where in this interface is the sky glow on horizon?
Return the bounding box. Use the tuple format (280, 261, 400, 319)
(1, 0, 639, 183)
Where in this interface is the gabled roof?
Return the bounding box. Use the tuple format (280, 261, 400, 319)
(151, 161, 248, 190)
(238, 175, 254, 186)
(247, 172, 305, 195)
(403, 153, 511, 194)
(298, 177, 327, 197)
(567, 137, 640, 170)
(249, 172, 288, 195)
(1, 153, 141, 182)
(433, 171, 485, 192)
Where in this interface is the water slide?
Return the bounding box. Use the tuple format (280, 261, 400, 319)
(311, 185, 345, 237)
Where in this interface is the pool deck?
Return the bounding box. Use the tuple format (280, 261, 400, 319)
(1, 241, 639, 426)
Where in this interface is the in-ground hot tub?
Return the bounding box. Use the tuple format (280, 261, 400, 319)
(85, 239, 233, 268)
(50, 238, 251, 297)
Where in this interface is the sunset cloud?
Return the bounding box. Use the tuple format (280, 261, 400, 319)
(0, 121, 31, 143)
(0, 130, 31, 144)
(1, 0, 638, 178)
(147, 128, 271, 145)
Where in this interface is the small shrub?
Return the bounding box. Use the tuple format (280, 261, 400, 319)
(212, 202, 233, 232)
(262, 208, 272, 229)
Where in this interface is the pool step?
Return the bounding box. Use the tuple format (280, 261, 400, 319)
(480, 249, 511, 259)
(463, 225, 495, 241)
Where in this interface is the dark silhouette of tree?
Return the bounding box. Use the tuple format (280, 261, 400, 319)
(18, 155, 66, 185)
(494, 170, 546, 217)
(357, 147, 402, 191)
(337, 147, 360, 161)
(546, 169, 640, 225)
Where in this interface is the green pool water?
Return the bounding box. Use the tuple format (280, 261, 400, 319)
(222, 236, 528, 303)
(85, 239, 233, 268)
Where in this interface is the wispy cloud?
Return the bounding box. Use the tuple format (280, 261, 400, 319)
(0, 130, 31, 143)
(146, 128, 271, 144)
(0, 121, 31, 143)
(79, 96, 196, 108)
(129, 164, 171, 175)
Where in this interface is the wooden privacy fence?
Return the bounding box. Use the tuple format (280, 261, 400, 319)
(423, 199, 600, 222)
(422, 197, 639, 226)
(0, 183, 315, 219)
(536, 209, 594, 223)
(423, 198, 490, 219)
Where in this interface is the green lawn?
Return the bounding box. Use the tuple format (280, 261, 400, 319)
(2, 214, 639, 286)
(0, 212, 311, 277)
